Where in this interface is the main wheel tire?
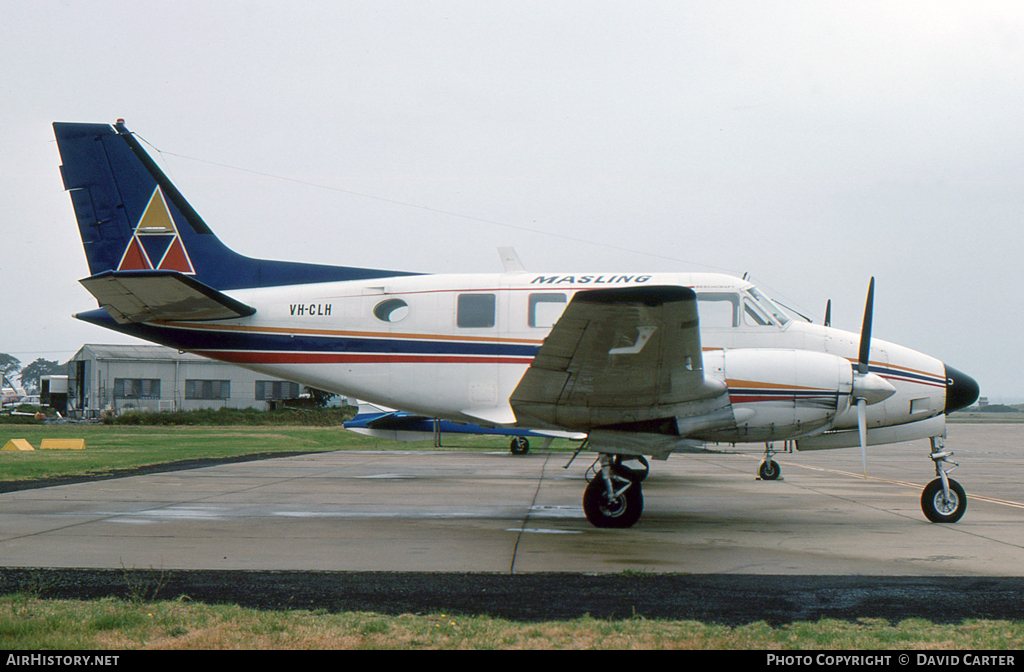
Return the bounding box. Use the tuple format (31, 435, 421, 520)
(583, 474, 643, 528)
(921, 478, 967, 523)
(758, 459, 781, 481)
(612, 455, 650, 482)
(510, 436, 530, 455)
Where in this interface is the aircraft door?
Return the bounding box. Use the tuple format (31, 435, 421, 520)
(360, 287, 440, 407)
(453, 290, 501, 414)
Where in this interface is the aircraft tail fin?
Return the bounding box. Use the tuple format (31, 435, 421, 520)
(54, 121, 416, 291)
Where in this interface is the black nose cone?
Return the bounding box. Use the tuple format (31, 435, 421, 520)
(945, 364, 980, 414)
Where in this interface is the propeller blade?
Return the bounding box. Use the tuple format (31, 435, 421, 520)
(857, 277, 875, 375)
(857, 397, 868, 478)
(824, 299, 831, 327)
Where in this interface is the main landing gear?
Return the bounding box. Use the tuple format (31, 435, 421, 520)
(509, 436, 530, 455)
(582, 454, 649, 528)
(922, 436, 967, 523)
(757, 441, 792, 481)
(758, 459, 781, 481)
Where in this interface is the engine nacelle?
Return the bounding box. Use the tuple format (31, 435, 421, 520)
(701, 349, 854, 441)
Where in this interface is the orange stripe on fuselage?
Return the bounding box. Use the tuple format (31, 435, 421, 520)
(726, 379, 832, 392)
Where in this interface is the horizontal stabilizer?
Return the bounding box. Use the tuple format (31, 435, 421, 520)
(79, 270, 256, 324)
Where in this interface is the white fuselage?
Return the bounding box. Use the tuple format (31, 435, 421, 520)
(156, 271, 947, 445)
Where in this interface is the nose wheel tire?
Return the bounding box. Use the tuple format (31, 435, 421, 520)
(583, 475, 643, 528)
(921, 478, 967, 523)
(758, 459, 781, 481)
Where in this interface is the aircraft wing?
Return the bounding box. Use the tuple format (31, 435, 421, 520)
(79, 270, 256, 324)
(510, 285, 724, 431)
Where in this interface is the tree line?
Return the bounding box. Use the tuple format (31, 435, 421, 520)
(0, 353, 66, 393)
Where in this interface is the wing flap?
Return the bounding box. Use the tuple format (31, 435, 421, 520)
(511, 285, 723, 430)
(80, 270, 256, 324)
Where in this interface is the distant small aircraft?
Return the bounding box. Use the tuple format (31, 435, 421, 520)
(54, 120, 980, 528)
(343, 399, 585, 453)
(1, 374, 27, 410)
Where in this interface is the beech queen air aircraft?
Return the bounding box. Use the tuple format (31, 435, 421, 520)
(54, 120, 980, 528)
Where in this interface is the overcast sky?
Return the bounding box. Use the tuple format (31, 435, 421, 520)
(1, 1, 1022, 400)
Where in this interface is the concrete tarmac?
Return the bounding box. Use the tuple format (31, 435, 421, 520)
(2, 423, 1022, 576)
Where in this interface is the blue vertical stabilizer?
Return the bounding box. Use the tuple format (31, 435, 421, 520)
(54, 121, 418, 290)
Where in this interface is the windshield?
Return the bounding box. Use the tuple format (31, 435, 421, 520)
(746, 287, 791, 326)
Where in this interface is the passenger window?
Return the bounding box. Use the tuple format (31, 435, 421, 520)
(457, 293, 496, 328)
(528, 293, 567, 328)
(373, 298, 409, 323)
(697, 293, 739, 328)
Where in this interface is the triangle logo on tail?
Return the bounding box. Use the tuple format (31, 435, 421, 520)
(117, 187, 196, 274)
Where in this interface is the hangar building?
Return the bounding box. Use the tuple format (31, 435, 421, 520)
(67, 344, 302, 417)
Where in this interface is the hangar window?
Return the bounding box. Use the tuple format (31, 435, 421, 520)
(373, 298, 409, 323)
(186, 379, 231, 400)
(458, 293, 496, 328)
(529, 293, 567, 328)
(255, 380, 300, 400)
(114, 378, 161, 399)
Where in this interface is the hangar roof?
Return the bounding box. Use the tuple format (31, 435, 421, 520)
(72, 344, 210, 363)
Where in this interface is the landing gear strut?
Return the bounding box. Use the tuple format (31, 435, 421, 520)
(582, 454, 644, 528)
(612, 454, 650, 482)
(922, 436, 967, 523)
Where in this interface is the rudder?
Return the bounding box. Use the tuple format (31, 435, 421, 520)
(55, 122, 139, 278)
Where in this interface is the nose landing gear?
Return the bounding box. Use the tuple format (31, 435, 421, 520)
(922, 436, 967, 523)
(758, 458, 781, 481)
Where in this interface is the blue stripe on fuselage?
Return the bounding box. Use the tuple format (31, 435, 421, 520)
(864, 364, 945, 387)
(75, 309, 540, 358)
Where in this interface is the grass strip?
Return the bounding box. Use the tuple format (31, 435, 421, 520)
(0, 423, 571, 485)
(2, 594, 1023, 650)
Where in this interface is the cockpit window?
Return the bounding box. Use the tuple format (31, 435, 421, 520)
(746, 287, 791, 326)
(743, 298, 771, 326)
